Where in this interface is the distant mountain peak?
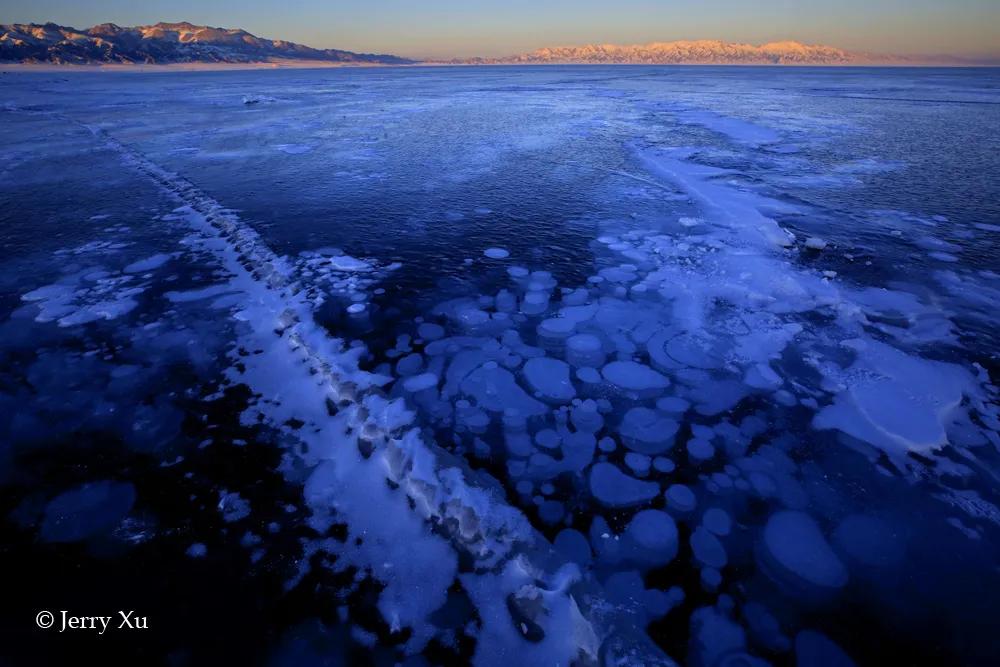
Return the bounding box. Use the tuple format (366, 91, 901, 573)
(0, 21, 413, 65)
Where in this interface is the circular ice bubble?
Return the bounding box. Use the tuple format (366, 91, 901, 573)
(535, 428, 561, 450)
(623, 509, 678, 568)
(346, 303, 366, 314)
(186, 543, 208, 558)
(507, 266, 529, 278)
(691, 527, 727, 569)
(655, 396, 690, 414)
(762, 511, 848, 591)
(417, 322, 445, 341)
(619, 407, 679, 455)
(571, 400, 604, 433)
(653, 457, 675, 473)
(624, 452, 651, 476)
(687, 438, 715, 462)
(395, 353, 423, 376)
(665, 484, 697, 514)
(703, 508, 732, 536)
(701, 567, 722, 592)
(538, 318, 576, 339)
(539, 500, 565, 524)
(566, 333, 605, 368)
(484, 247, 510, 259)
(554, 529, 592, 567)
(521, 291, 549, 315)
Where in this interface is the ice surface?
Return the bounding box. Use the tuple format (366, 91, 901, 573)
(6, 69, 999, 666)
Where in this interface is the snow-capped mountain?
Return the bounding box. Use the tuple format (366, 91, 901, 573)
(0, 22, 413, 65)
(461, 39, 912, 65)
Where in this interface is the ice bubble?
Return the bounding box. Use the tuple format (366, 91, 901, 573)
(665, 484, 697, 515)
(703, 508, 732, 536)
(328, 255, 372, 272)
(687, 438, 715, 462)
(590, 462, 659, 508)
(761, 511, 847, 591)
(565, 333, 605, 368)
(535, 428, 561, 450)
(461, 365, 546, 416)
(625, 453, 652, 476)
(571, 399, 604, 433)
(554, 529, 592, 567)
(395, 353, 423, 376)
(507, 266, 529, 278)
(186, 543, 208, 558)
(538, 500, 565, 524)
(602, 361, 670, 395)
(598, 436, 617, 453)
(484, 247, 510, 259)
(618, 407, 679, 455)
(805, 237, 828, 250)
(701, 567, 722, 592)
(655, 396, 690, 414)
(346, 303, 366, 314)
(523, 357, 575, 403)
(39, 480, 136, 543)
(521, 290, 550, 315)
(691, 527, 728, 569)
(623, 510, 678, 568)
(417, 322, 445, 341)
(653, 457, 676, 473)
(537, 318, 576, 340)
(403, 372, 439, 393)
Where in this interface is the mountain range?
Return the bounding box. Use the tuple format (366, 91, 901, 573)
(461, 40, 967, 66)
(0, 22, 413, 65)
(0, 22, 990, 67)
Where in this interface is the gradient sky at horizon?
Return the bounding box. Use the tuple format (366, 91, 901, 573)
(2, 0, 998, 60)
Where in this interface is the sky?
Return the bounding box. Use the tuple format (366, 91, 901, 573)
(2, 0, 998, 60)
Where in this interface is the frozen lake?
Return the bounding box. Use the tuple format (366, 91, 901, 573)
(1, 66, 999, 665)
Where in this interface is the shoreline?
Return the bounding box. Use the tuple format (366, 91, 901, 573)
(2, 60, 997, 73)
